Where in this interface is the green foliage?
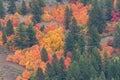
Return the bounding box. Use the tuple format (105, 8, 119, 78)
(31, 3, 43, 24)
(21, 0, 27, 15)
(79, 0, 90, 5)
(64, 31, 74, 56)
(90, 48, 102, 76)
(67, 55, 96, 80)
(8, 0, 16, 14)
(78, 33, 86, 54)
(14, 24, 28, 49)
(118, 0, 120, 9)
(41, 47, 48, 62)
(46, 54, 66, 80)
(38, 0, 46, 7)
(88, 27, 101, 53)
(40, 25, 45, 32)
(114, 23, 120, 48)
(6, 20, 14, 36)
(0, 0, 5, 18)
(26, 24, 37, 47)
(70, 17, 80, 41)
(88, 0, 106, 34)
(36, 68, 45, 80)
(104, 0, 114, 21)
(64, 6, 72, 30)
(2, 29, 7, 44)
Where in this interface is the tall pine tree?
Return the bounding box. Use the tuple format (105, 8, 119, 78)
(88, 26, 101, 53)
(8, 0, 16, 14)
(64, 31, 74, 56)
(31, 3, 43, 24)
(2, 29, 7, 44)
(0, 0, 5, 18)
(6, 20, 14, 36)
(41, 47, 48, 62)
(64, 6, 72, 29)
(14, 24, 28, 49)
(104, 0, 114, 21)
(36, 68, 45, 80)
(21, 0, 27, 15)
(88, 0, 106, 34)
(26, 24, 37, 47)
(113, 23, 120, 48)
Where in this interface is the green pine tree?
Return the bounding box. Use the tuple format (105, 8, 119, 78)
(0, 0, 5, 18)
(58, 57, 66, 80)
(2, 29, 7, 44)
(41, 47, 48, 62)
(66, 61, 80, 80)
(88, 27, 101, 53)
(118, 0, 120, 9)
(38, 0, 46, 7)
(113, 23, 120, 48)
(64, 31, 74, 56)
(78, 33, 86, 54)
(91, 47, 102, 76)
(21, 0, 27, 15)
(99, 71, 106, 80)
(46, 63, 54, 79)
(8, 0, 16, 14)
(6, 20, 14, 36)
(36, 67, 45, 80)
(14, 24, 28, 49)
(31, 3, 43, 24)
(79, 0, 90, 5)
(88, 0, 106, 34)
(70, 17, 80, 42)
(104, 0, 114, 21)
(26, 24, 37, 47)
(40, 25, 45, 32)
(64, 6, 72, 29)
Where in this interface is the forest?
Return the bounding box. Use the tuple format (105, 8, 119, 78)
(0, 0, 120, 80)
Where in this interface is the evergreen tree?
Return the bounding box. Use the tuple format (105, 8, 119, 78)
(78, 33, 86, 54)
(58, 57, 66, 80)
(66, 61, 80, 80)
(31, 3, 43, 24)
(41, 47, 48, 62)
(38, 0, 46, 7)
(14, 24, 28, 49)
(26, 24, 37, 47)
(80, 0, 90, 5)
(56, 0, 62, 3)
(88, 27, 101, 53)
(40, 25, 45, 32)
(0, 0, 5, 18)
(99, 71, 106, 80)
(2, 29, 7, 44)
(88, 0, 106, 34)
(91, 47, 102, 76)
(46, 63, 54, 79)
(70, 17, 80, 42)
(36, 67, 45, 80)
(113, 23, 120, 48)
(117, 0, 120, 10)
(21, 0, 27, 15)
(67, 55, 96, 80)
(103, 52, 112, 80)
(64, 31, 74, 56)
(104, 0, 114, 21)
(64, 6, 72, 29)
(6, 20, 14, 36)
(8, 0, 16, 14)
